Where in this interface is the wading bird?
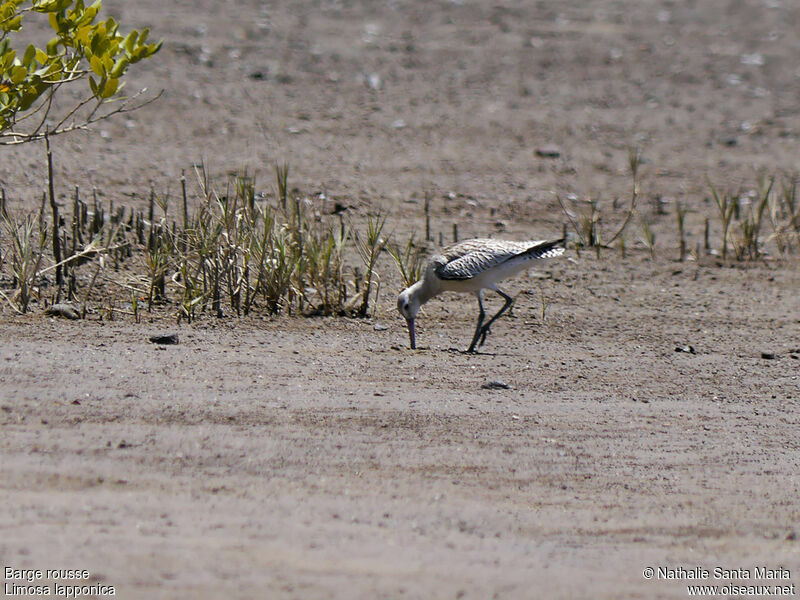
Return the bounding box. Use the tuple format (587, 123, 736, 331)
(397, 237, 565, 352)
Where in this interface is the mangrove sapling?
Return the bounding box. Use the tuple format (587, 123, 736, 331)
(558, 147, 640, 257)
(0, 213, 47, 313)
(735, 176, 772, 261)
(352, 212, 387, 317)
(387, 234, 426, 289)
(707, 177, 738, 261)
(639, 218, 657, 259)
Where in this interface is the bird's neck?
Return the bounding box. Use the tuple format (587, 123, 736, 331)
(409, 275, 440, 307)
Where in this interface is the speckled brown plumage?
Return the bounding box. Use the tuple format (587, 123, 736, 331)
(432, 238, 565, 281)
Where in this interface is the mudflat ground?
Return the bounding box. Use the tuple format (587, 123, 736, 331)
(1, 1, 799, 598)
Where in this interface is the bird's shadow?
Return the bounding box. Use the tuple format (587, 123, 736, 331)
(444, 347, 499, 357)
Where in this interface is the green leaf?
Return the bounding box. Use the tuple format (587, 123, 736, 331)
(33, 0, 65, 12)
(109, 56, 128, 78)
(88, 74, 98, 96)
(0, 49, 16, 68)
(48, 11, 59, 32)
(81, 4, 100, 24)
(89, 54, 104, 76)
(91, 32, 110, 57)
(89, 31, 100, 55)
(123, 30, 135, 54)
(22, 44, 36, 67)
(1, 15, 22, 32)
(19, 89, 41, 111)
(10, 65, 27, 84)
(100, 76, 117, 98)
(75, 24, 92, 46)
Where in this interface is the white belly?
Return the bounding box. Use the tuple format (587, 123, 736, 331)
(438, 256, 534, 294)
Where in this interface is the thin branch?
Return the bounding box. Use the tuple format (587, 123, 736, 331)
(33, 96, 55, 137)
(0, 123, 90, 144)
(97, 272, 148, 296)
(605, 187, 638, 245)
(10, 85, 55, 127)
(35, 240, 128, 275)
(0, 289, 25, 315)
(556, 194, 585, 244)
(55, 94, 100, 132)
(6, 63, 87, 129)
(81, 260, 102, 318)
(0, 89, 163, 145)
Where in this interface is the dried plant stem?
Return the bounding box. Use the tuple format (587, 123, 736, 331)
(707, 176, 737, 261)
(45, 133, 64, 293)
(675, 199, 687, 261)
(424, 193, 431, 242)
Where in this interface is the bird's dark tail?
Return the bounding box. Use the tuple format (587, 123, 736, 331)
(523, 238, 566, 260)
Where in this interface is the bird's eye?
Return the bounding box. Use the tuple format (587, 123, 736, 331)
(403, 303, 409, 311)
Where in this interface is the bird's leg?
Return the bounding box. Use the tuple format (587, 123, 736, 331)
(478, 290, 514, 347)
(466, 291, 486, 353)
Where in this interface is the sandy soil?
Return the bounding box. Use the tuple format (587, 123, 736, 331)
(2, 1, 800, 598)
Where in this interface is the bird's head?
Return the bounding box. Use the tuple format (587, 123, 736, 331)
(397, 286, 422, 349)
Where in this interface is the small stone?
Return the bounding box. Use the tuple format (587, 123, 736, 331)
(482, 380, 511, 390)
(741, 52, 764, 66)
(786, 531, 797, 541)
(761, 352, 776, 360)
(373, 323, 388, 331)
(149, 333, 179, 345)
(46, 303, 81, 320)
(535, 145, 561, 158)
(675, 345, 696, 354)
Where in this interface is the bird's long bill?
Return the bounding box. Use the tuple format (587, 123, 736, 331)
(406, 318, 416, 349)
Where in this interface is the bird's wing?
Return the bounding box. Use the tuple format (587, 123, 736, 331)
(434, 248, 515, 280)
(434, 239, 563, 281)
